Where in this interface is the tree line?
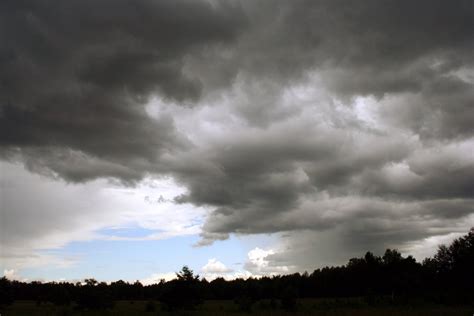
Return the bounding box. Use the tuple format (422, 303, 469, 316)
(1, 228, 473, 311)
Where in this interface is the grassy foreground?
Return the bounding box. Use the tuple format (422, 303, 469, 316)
(1, 299, 473, 316)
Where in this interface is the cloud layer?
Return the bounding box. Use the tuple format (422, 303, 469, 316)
(1, 0, 473, 272)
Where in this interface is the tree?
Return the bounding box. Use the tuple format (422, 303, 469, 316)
(383, 249, 403, 265)
(77, 279, 114, 310)
(159, 266, 203, 310)
(420, 228, 474, 303)
(176, 266, 199, 281)
(0, 277, 14, 308)
(425, 228, 474, 275)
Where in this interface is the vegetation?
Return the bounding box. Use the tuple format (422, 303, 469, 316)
(1, 228, 473, 315)
(1, 299, 473, 316)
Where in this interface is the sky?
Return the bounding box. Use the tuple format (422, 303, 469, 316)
(1, 0, 473, 283)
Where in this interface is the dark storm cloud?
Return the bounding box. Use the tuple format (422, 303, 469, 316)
(172, 121, 472, 247)
(188, 0, 474, 135)
(0, 0, 245, 182)
(1, 0, 473, 269)
(178, 0, 474, 253)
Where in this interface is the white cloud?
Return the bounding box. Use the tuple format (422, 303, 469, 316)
(0, 162, 207, 271)
(201, 258, 247, 281)
(196, 247, 294, 280)
(3, 269, 27, 282)
(244, 247, 290, 276)
(202, 258, 233, 274)
(247, 248, 275, 268)
(140, 272, 177, 285)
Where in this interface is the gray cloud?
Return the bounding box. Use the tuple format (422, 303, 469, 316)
(0, 0, 245, 182)
(188, 0, 474, 136)
(1, 0, 473, 271)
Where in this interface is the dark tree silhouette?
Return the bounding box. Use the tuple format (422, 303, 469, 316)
(0, 277, 14, 308)
(423, 228, 474, 303)
(159, 266, 203, 310)
(76, 279, 114, 310)
(176, 265, 200, 281)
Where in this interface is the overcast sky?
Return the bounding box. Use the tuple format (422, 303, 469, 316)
(1, 0, 473, 282)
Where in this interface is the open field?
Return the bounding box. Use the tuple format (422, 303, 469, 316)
(1, 299, 473, 316)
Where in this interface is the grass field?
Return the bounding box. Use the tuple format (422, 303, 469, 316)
(1, 299, 473, 316)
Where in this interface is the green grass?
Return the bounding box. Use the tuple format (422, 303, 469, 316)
(1, 299, 473, 316)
